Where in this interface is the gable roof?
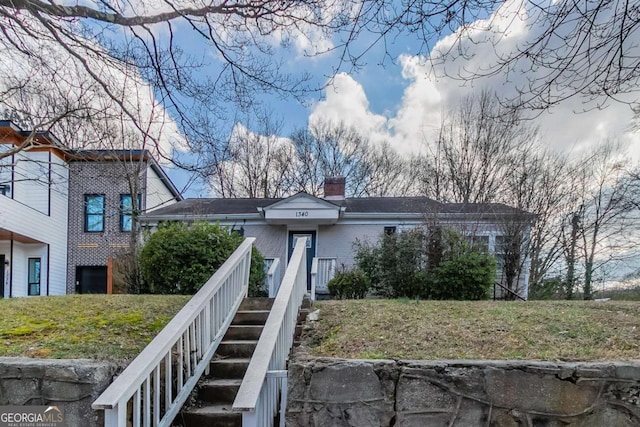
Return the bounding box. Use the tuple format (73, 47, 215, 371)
(141, 193, 534, 221)
(261, 192, 340, 211)
(68, 149, 182, 201)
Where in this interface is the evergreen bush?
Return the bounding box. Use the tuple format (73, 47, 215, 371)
(139, 221, 266, 295)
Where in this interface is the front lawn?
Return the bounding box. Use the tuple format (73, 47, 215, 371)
(0, 295, 189, 361)
(306, 300, 640, 361)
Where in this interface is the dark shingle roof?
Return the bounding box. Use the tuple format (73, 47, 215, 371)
(146, 198, 280, 216)
(144, 195, 533, 218)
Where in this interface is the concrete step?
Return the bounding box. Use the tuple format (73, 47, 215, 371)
(217, 340, 257, 358)
(231, 310, 270, 325)
(224, 325, 264, 340)
(197, 378, 242, 404)
(239, 297, 273, 311)
(181, 404, 241, 427)
(209, 358, 250, 379)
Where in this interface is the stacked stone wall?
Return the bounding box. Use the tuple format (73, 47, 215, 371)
(287, 356, 640, 426)
(0, 358, 120, 427)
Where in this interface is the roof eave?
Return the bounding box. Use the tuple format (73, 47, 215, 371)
(141, 212, 262, 222)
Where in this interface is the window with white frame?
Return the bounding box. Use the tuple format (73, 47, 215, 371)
(466, 235, 489, 251)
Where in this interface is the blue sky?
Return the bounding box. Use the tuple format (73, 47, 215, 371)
(137, 1, 640, 197)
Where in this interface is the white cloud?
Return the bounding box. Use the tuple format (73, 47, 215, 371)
(309, 73, 388, 145)
(309, 0, 640, 158)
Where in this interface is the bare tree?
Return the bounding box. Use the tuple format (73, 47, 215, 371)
(0, 0, 372, 161)
(290, 120, 416, 197)
(291, 121, 372, 196)
(209, 112, 297, 198)
(419, 90, 538, 204)
(416, 91, 587, 298)
(565, 143, 640, 299)
(506, 149, 574, 298)
(362, 0, 640, 110)
(357, 142, 420, 197)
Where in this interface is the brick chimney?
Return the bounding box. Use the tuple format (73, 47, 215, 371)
(323, 176, 346, 200)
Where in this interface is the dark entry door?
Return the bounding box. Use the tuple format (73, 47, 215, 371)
(288, 231, 316, 290)
(0, 255, 4, 298)
(76, 266, 107, 294)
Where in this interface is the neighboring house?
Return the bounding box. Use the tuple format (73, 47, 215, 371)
(0, 120, 182, 297)
(142, 177, 535, 298)
(66, 150, 182, 294)
(0, 121, 69, 298)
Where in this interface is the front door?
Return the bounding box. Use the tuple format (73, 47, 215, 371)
(0, 255, 4, 298)
(76, 266, 107, 294)
(288, 231, 316, 290)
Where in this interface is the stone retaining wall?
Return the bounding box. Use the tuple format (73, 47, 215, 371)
(286, 356, 640, 426)
(0, 357, 120, 427)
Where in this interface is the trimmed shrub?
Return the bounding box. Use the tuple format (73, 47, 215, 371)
(354, 229, 429, 299)
(328, 269, 369, 299)
(354, 227, 496, 300)
(139, 221, 266, 295)
(430, 250, 496, 300)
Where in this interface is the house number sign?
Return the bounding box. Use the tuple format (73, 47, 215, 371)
(295, 211, 309, 217)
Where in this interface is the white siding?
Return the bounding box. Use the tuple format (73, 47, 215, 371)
(244, 224, 287, 268)
(10, 242, 48, 297)
(204, 222, 288, 283)
(48, 156, 69, 295)
(145, 167, 177, 212)
(13, 151, 50, 215)
(0, 153, 68, 296)
(317, 223, 384, 269)
(0, 146, 11, 188)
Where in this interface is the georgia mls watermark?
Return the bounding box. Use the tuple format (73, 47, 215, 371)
(0, 406, 65, 427)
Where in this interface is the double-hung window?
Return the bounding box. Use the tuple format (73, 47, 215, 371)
(28, 258, 41, 296)
(84, 194, 105, 232)
(120, 194, 141, 232)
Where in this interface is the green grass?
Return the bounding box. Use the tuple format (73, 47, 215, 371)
(0, 295, 190, 361)
(307, 300, 640, 361)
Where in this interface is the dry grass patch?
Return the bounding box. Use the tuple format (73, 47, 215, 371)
(307, 300, 640, 361)
(0, 295, 189, 361)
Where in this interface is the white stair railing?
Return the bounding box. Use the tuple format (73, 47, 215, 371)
(310, 258, 318, 301)
(311, 257, 336, 299)
(265, 258, 281, 298)
(233, 237, 308, 427)
(92, 238, 256, 427)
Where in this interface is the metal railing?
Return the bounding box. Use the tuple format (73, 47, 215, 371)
(265, 258, 281, 298)
(233, 237, 308, 427)
(492, 281, 527, 301)
(92, 238, 256, 427)
(310, 257, 336, 300)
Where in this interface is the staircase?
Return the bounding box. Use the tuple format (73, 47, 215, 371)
(92, 238, 311, 427)
(180, 297, 274, 427)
